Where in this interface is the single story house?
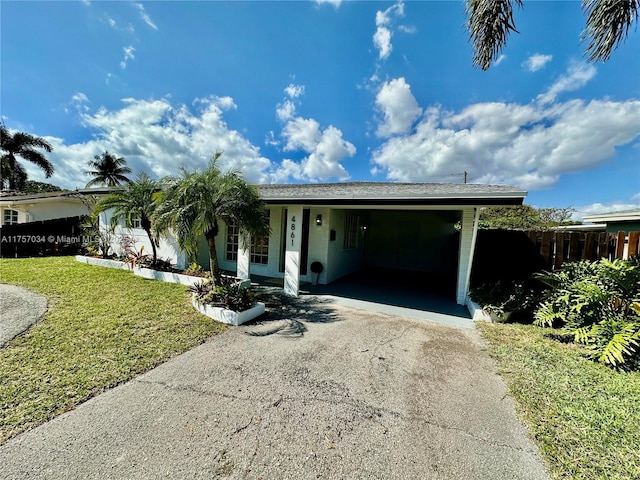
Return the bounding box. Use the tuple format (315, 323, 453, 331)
(107, 182, 526, 307)
(0, 189, 111, 225)
(583, 209, 640, 234)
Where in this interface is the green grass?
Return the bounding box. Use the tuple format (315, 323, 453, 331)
(0, 256, 226, 444)
(477, 322, 640, 480)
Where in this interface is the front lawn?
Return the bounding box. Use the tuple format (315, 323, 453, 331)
(0, 256, 226, 444)
(478, 322, 640, 480)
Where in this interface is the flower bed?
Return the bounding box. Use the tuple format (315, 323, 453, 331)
(191, 298, 265, 326)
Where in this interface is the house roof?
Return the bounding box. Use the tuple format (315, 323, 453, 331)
(0, 188, 112, 204)
(0, 182, 527, 207)
(257, 182, 526, 206)
(583, 209, 640, 223)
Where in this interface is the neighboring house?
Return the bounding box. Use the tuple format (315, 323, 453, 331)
(108, 182, 526, 306)
(0, 190, 104, 225)
(583, 209, 640, 234)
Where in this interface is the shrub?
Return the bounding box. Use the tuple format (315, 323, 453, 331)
(534, 257, 640, 368)
(189, 276, 255, 312)
(185, 262, 209, 278)
(470, 279, 543, 320)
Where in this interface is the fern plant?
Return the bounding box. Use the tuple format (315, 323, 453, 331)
(534, 257, 640, 367)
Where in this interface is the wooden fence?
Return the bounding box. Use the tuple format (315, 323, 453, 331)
(526, 230, 640, 270)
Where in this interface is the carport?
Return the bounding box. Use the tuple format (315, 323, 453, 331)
(226, 182, 527, 315)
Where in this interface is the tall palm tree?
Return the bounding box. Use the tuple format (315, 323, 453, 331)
(1, 125, 54, 190)
(466, 0, 638, 70)
(85, 151, 132, 187)
(154, 154, 270, 282)
(93, 172, 161, 264)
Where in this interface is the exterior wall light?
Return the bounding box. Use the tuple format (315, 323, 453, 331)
(315, 214, 322, 226)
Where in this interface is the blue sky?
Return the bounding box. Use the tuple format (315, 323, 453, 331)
(2, 0, 639, 219)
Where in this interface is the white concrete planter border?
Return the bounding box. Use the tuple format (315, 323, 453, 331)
(191, 298, 265, 326)
(466, 299, 512, 322)
(132, 267, 251, 288)
(133, 267, 204, 286)
(75, 255, 129, 270)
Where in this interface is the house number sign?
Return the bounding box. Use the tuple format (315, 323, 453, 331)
(290, 216, 296, 246)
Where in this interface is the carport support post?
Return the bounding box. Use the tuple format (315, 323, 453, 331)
(456, 207, 480, 305)
(237, 233, 250, 280)
(284, 205, 303, 296)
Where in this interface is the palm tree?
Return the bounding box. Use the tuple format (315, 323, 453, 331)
(93, 172, 161, 264)
(1, 125, 54, 190)
(466, 0, 638, 70)
(154, 154, 270, 283)
(85, 151, 132, 187)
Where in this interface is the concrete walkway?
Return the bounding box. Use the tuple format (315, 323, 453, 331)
(0, 284, 47, 348)
(0, 302, 549, 479)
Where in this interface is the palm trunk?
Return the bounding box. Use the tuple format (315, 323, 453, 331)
(145, 228, 158, 265)
(205, 230, 221, 285)
(7, 155, 16, 190)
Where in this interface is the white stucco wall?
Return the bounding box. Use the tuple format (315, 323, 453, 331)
(305, 207, 331, 284)
(325, 209, 366, 284)
(102, 210, 187, 268)
(198, 206, 333, 285)
(1, 199, 89, 224)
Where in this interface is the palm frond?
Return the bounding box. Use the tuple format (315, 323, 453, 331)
(582, 0, 639, 62)
(466, 0, 523, 70)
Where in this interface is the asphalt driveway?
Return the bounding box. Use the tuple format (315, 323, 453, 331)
(0, 284, 47, 348)
(0, 300, 549, 479)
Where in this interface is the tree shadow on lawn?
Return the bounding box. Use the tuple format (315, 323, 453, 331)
(244, 286, 341, 338)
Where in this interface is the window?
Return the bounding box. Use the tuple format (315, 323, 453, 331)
(225, 222, 239, 261)
(250, 210, 270, 264)
(3, 209, 18, 225)
(131, 218, 142, 229)
(343, 212, 359, 249)
(225, 210, 270, 264)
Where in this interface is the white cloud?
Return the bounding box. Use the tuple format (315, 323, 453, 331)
(315, 0, 342, 8)
(522, 53, 553, 72)
(284, 83, 305, 98)
(373, 2, 405, 61)
(21, 97, 278, 189)
(372, 94, 640, 190)
(276, 84, 305, 121)
(574, 200, 640, 221)
(71, 92, 89, 103)
(276, 99, 296, 121)
(537, 62, 597, 105)
(398, 25, 416, 34)
(494, 54, 506, 66)
(271, 83, 353, 181)
(282, 117, 323, 152)
(373, 27, 392, 60)
(276, 121, 354, 181)
(22, 94, 355, 188)
(108, 17, 116, 28)
(134, 2, 158, 30)
(265, 130, 279, 147)
(375, 77, 422, 137)
(277, 117, 354, 181)
(120, 45, 135, 69)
